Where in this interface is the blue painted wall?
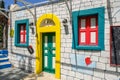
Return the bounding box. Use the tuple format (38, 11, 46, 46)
(70, 54, 96, 75)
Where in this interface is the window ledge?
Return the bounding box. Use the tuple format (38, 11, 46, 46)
(72, 7, 105, 51)
(76, 45, 102, 50)
(15, 43, 28, 47)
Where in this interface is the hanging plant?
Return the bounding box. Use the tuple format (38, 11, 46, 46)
(10, 28, 14, 38)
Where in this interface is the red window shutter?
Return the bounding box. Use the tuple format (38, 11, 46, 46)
(89, 16, 98, 45)
(78, 15, 98, 45)
(79, 17, 87, 45)
(20, 24, 26, 43)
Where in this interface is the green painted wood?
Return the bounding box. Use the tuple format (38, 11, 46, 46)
(42, 32, 55, 74)
(72, 7, 105, 50)
(15, 19, 29, 47)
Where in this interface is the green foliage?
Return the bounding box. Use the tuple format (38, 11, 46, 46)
(0, 0, 5, 8)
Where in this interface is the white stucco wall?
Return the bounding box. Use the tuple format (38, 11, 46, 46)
(8, 0, 120, 80)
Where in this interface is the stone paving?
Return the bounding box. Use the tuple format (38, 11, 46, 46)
(0, 67, 30, 80)
(24, 72, 60, 80)
(0, 67, 60, 80)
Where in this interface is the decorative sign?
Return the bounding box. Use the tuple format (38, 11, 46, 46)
(70, 54, 96, 75)
(10, 28, 14, 38)
(27, 45, 34, 54)
(40, 18, 55, 27)
(85, 57, 92, 66)
(110, 26, 120, 66)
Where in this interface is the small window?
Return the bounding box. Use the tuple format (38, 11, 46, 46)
(78, 15, 98, 45)
(72, 7, 105, 50)
(15, 19, 29, 47)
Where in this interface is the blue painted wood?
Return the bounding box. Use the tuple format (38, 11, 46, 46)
(0, 59, 9, 63)
(0, 55, 6, 58)
(0, 50, 8, 58)
(1, 50, 8, 54)
(0, 50, 8, 54)
(0, 64, 12, 69)
(0, 50, 12, 69)
(72, 7, 105, 50)
(70, 54, 96, 75)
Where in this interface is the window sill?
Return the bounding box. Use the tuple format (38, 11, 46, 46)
(76, 45, 103, 50)
(15, 43, 29, 47)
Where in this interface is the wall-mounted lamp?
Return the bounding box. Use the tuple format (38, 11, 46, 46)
(29, 22, 34, 26)
(29, 22, 35, 34)
(62, 19, 69, 35)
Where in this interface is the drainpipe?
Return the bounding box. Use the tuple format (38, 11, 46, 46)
(69, 0, 72, 23)
(65, 0, 72, 22)
(64, 0, 78, 69)
(106, 0, 118, 72)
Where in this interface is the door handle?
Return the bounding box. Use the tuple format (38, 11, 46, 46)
(47, 47, 51, 51)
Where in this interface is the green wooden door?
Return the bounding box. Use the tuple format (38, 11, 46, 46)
(42, 33, 56, 73)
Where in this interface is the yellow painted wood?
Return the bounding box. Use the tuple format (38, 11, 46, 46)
(55, 31, 61, 79)
(36, 13, 61, 79)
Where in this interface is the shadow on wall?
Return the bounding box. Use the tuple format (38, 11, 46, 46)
(12, 52, 34, 73)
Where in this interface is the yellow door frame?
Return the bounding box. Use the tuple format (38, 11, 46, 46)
(36, 13, 61, 79)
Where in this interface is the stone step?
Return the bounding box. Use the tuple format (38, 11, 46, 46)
(0, 67, 12, 72)
(0, 55, 7, 58)
(0, 56, 8, 59)
(0, 61, 11, 66)
(0, 58, 9, 63)
(0, 64, 12, 69)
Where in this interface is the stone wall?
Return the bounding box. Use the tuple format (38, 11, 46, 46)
(8, 0, 120, 80)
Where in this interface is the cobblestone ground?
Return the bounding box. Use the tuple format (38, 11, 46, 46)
(0, 67, 29, 80)
(0, 68, 60, 80)
(23, 72, 60, 80)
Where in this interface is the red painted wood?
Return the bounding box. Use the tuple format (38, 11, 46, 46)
(78, 15, 98, 45)
(79, 17, 87, 45)
(20, 24, 26, 43)
(87, 16, 90, 45)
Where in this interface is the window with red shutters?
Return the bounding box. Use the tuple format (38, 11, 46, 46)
(78, 15, 98, 45)
(20, 24, 26, 44)
(15, 19, 29, 47)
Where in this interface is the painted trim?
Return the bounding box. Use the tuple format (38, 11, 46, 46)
(14, 19, 29, 47)
(78, 15, 98, 45)
(110, 26, 120, 66)
(36, 13, 61, 79)
(42, 33, 56, 73)
(72, 7, 105, 50)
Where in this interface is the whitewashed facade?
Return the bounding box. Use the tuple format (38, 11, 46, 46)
(8, 0, 120, 80)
